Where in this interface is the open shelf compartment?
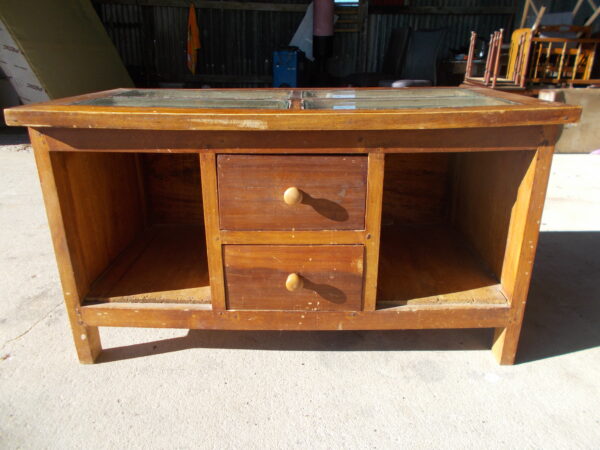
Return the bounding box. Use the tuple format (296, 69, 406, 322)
(376, 151, 536, 309)
(377, 224, 506, 308)
(49, 151, 211, 306)
(86, 224, 209, 304)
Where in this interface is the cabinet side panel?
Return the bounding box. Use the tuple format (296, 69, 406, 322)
(199, 153, 226, 311)
(452, 150, 535, 279)
(50, 150, 145, 293)
(493, 145, 555, 364)
(30, 129, 102, 363)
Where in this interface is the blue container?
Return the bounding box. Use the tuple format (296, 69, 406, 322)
(273, 48, 304, 87)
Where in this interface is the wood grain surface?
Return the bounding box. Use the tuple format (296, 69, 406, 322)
(492, 145, 555, 364)
(49, 151, 145, 295)
(377, 224, 501, 305)
(362, 153, 385, 311)
(4, 87, 581, 131)
(223, 245, 364, 311)
(382, 153, 453, 226)
(31, 131, 103, 363)
(79, 301, 510, 330)
(18, 87, 568, 364)
(141, 154, 203, 225)
(200, 153, 227, 310)
(86, 225, 210, 304)
(217, 155, 367, 230)
(452, 150, 536, 279)
(37, 126, 558, 154)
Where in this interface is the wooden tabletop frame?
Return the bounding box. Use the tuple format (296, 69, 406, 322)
(5, 86, 579, 131)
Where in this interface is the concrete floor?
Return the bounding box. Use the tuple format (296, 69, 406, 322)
(0, 132, 599, 448)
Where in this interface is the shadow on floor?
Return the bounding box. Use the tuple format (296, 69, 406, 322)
(98, 328, 492, 363)
(517, 231, 600, 363)
(0, 127, 29, 146)
(98, 231, 600, 364)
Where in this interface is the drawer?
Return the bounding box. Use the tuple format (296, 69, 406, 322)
(217, 155, 367, 230)
(223, 245, 364, 311)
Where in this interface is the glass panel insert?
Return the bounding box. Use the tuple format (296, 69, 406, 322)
(302, 88, 483, 99)
(74, 89, 292, 109)
(302, 89, 515, 110)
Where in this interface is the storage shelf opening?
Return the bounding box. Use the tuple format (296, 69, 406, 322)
(85, 224, 210, 304)
(49, 151, 211, 306)
(376, 224, 506, 308)
(376, 151, 535, 308)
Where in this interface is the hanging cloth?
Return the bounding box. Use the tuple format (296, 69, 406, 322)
(187, 4, 201, 74)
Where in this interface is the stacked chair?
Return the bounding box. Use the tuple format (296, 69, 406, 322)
(464, 25, 600, 91)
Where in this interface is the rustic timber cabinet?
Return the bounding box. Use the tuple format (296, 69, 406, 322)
(5, 87, 580, 364)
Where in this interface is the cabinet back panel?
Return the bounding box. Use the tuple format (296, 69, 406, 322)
(141, 154, 203, 225)
(382, 154, 453, 226)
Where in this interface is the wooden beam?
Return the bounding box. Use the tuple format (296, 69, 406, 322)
(187, 74, 272, 84)
(493, 144, 555, 365)
(362, 153, 385, 312)
(584, 5, 600, 27)
(370, 6, 515, 15)
(96, 1, 515, 15)
(30, 130, 102, 364)
(199, 153, 227, 311)
(220, 230, 365, 245)
(532, 6, 547, 32)
(520, 0, 533, 28)
(573, 0, 586, 16)
(93, 0, 309, 13)
(79, 302, 511, 330)
(5, 104, 582, 132)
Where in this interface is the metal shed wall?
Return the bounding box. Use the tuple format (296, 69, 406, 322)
(94, 0, 520, 87)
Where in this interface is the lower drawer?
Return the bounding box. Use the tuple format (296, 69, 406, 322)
(223, 245, 364, 311)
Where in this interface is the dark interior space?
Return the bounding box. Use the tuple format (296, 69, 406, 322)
(92, 0, 519, 89)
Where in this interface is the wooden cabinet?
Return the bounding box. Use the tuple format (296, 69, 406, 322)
(4, 87, 580, 365)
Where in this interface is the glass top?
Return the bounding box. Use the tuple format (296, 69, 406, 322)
(75, 89, 292, 109)
(72, 88, 515, 110)
(302, 88, 514, 109)
(302, 88, 482, 98)
(302, 96, 514, 110)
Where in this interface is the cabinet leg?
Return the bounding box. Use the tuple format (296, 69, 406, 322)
(70, 324, 102, 364)
(491, 324, 521, 365)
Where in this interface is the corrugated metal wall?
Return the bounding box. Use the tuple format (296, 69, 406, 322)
(365, 8, 515, 72)
(95, 0, 521, 87)
(97, 1, 307, 87)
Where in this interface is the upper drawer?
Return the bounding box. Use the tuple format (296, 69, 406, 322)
(217, 155, 367, 230)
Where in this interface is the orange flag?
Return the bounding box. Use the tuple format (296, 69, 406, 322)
(187, 4, 201, 74)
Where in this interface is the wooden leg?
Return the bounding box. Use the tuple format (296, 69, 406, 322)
(492, 141, 556, 365)
(363, 153, 385, 311)
(69, 321, 102, 364)
(492, 325, 520, 365)
(30, 129, 105, 364)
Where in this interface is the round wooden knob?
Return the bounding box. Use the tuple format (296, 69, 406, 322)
(285, 273, 303, 292)
(283, 187, 303, 205)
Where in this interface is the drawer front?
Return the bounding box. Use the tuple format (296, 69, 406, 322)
(217, 155, 367, 230)
(224, 245, 364, 311)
